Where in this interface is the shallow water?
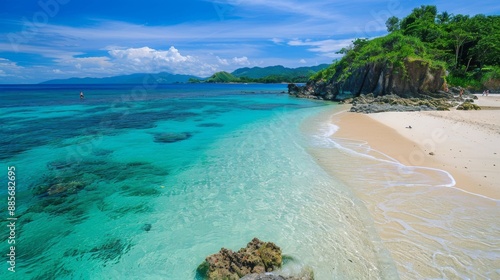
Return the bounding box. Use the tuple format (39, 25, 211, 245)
(0, 84, 398, 279)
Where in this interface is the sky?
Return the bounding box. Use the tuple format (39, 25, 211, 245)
(0, 0, 499, 83)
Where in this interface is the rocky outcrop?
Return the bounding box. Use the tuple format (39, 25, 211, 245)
(457, 101, 481, 110)
(197, 238, 283, 280)
(349, 93, 455, 114)
(289, 58, 447, 101)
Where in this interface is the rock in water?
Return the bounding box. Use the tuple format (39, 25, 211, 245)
(141, 223, 152, 232)
(197, 238, 282, 280)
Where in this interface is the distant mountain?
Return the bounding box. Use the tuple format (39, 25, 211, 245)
(40, 64, 330, 85)
(205, 71, 240, 83)
(231, 64, 330, 79)
(40, 72, 201, 84)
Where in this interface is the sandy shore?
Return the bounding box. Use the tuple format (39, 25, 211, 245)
(333, 94, 500, 200)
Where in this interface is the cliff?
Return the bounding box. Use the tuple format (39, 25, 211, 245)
(289, 58, 446, 100)
(289, 33, 448, 101)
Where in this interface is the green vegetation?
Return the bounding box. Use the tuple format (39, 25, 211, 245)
(232, 65, 328, 80)
(205, 71, 240, 83)
(42, 65, 328, 85)
(312, 5, 500, 90)
(192, 65, 329, 84)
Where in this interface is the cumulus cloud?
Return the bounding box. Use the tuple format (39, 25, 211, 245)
(102, 46, 219, 75)
(231, 56, 250, 65)
(109, 46, 194, 64)
(299, 59, 307, 64)
(0, 45, 257, 82)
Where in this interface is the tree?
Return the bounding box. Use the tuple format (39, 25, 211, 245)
(400, 5, 440, 43)
(448, 17, 474, 69)
(436, 11, 451, 24)
(386, 16, 400, 32)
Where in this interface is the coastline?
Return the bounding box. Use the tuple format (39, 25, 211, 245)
(332, 95, 500, 200)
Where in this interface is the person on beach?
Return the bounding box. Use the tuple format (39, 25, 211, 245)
(459, 88, 464, 98)
(486, 90, 490, 96)
(483, 90, 487, 96)
(80, 91, 84, 99)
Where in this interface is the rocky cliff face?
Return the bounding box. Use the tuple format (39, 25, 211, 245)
(289, 58, 447, 100)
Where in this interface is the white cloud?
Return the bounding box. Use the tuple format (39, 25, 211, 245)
(0, 58, 24, 77)
(109, 46, 193, 64)
(231, 56, 250, 65)
(288, 38, 353, 57)
(271, 38, 284, 44)
(299, 59, 307, 64)
(217, 56, 229, 65)
(104, 46, 217, 76)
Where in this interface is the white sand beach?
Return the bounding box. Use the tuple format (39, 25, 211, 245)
(349, 94, 500, 199)
(307, 95, 500, 278)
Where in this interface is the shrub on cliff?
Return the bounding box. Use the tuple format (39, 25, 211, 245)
(311, 32, 444, 85)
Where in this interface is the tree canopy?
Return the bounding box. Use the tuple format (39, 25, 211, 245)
(394, 6, 500, 73)
(316, 5, 500, 89)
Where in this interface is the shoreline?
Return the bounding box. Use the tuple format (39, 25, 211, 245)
(305, 97, 500, 278)
(331, 95, 500, 200)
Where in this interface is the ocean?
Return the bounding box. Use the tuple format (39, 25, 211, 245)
(1, 83, 498, 279)
(0, 83, 396, 279)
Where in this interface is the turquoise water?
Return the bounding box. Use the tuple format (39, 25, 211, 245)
(0, 84, 397, 279)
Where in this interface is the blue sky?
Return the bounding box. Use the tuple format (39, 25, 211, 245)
(0, 0, 499, 83)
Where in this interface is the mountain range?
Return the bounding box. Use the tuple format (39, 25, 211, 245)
(40, 64, 330, 84)
(40, 72, 199, 85)
(231, 64, 329, 79)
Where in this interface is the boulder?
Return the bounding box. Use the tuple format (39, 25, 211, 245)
(457, 101, 481, 110)
(197, 238, 282, 280)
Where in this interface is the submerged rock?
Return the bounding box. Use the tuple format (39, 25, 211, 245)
(141, 223, 152, 232)
(197, 238, 283, 280)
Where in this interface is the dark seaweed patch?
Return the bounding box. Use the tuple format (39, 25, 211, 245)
(89, 238, 132, 264)
(196, 123, 224, 127)
(29, 158, 168, 225)
(92, 148, 113, 157)
(154, 132, 192, 143)
(31, 263, 74, 280)
(0, 104, 200, 160)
